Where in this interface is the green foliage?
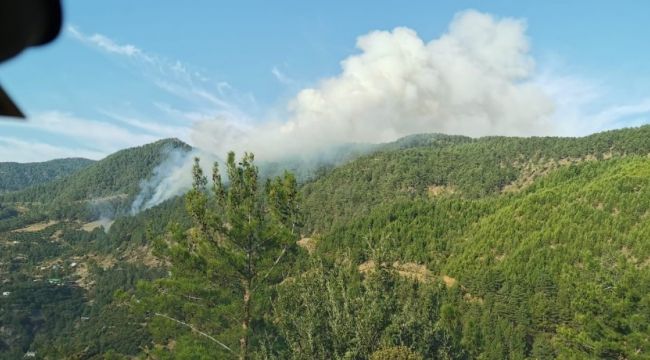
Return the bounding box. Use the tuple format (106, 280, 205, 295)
(0, 183, 184, 358)
(441, 157, 650, 358)
(273, 257, 466, 359)
(0, 157, 94, 193)
(4, 126, 650, 358)
(136, 152, 301, 359)
(302, 125, 650, 233)
(305, 155, 650, 359)
(1, 138, 190, 206)
(0, 281, 85, 357)
(0, 203, 18, 220)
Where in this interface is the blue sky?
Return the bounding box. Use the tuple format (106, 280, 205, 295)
(2, 0, 650, 162)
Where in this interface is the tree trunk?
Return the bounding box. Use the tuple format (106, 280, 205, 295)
(240, 285, 251, 360)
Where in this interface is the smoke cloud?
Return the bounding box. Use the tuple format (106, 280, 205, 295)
(130, 148, 218, 214)
(132, 10, 558, 212)
(191, 10, 554, 160)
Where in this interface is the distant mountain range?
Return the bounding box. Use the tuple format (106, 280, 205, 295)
(0, 158, 95, 193)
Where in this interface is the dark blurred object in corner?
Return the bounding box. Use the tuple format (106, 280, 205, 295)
(0, 0, 63, 118)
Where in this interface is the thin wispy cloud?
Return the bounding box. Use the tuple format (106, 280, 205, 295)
(536, 69, 650, 135)
(67, 25, 150, 60)
(68, 25, 198, 84)
(5, 24, 251, 163)
(2, 111, 159, 154)
(217, 82, 232, 95)
(0, 136, 107, 162)
(589, 99, 650, 131)
(67, 24, 241, 117)
(272, 66, 295, 85)
(99, 110, 192, 140)
(153, 102, 218, 123)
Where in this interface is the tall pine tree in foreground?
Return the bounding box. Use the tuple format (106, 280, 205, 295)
(137, 152, 300, 359)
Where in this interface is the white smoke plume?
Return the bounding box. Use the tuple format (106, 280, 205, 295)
(191, 10, 554, 160)
(130, 148, 219, 214)
(132, 10, 557, 212)
(95, 217, 114, 233)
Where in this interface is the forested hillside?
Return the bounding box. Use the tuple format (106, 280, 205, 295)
(1, 138, 190, 204)
(302, 126, 650, 232)
(1, 127, 650, 358)
(310, 157, 650, 358)
(0, 158, 94, 193)
(0, 138, 191, 220)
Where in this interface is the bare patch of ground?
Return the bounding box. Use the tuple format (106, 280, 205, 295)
(464, 292, 484, 304)
(504, 157, 589, 193)
(620, 246, 650, 269)
(12, 220, 58, 233)
(124, 246, 165, 267)
(297, 237, 317, 254)
(86, 253, 117, 269)
(358, 260, 453, 285)
(50, 229, 64, 242)
(499, 149, 650, 192)
(355, 261, 485, 304)
(640, 258, 650, 269)
(503, 159, 558, 193)
(358, 260, 376, 274)
(39, 258, 63, 270)
(503, 152, 627, 193)
(73, 253, 118, 289)
(73, 262, 93, 289)
(85, 193, 128, 203)
(393, 261, 434, 282)
(14, 205, 29, 214)
(81, 219, 114, 232)
(442, 275, 457, 287)
(427, 185, 457, 197)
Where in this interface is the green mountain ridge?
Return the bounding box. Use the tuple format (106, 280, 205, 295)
(302, 125, 650, 232)
(0, 158, 95, 194)
(0, 138, 191, 218)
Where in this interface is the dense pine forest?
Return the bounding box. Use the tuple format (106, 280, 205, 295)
(0, 158, 94, 194)
(1, 126, 650, 359)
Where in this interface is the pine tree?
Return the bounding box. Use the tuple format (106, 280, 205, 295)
(140, 152, 300, 359)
